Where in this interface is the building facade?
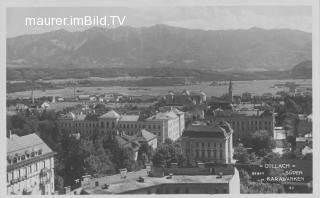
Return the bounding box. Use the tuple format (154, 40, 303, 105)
(57, 109, 185, 142)
(7, 133, 55, 195)
(212, 110, 274, 142)
(181, 122, 234, 164)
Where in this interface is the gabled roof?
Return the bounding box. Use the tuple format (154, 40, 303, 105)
(99, 110, 120, 119)
(135, 129, 156, 142)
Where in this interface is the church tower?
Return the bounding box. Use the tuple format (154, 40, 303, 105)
(228, 80, 233, 103)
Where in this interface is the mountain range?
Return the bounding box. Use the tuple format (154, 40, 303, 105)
(7, 25, 311, 71)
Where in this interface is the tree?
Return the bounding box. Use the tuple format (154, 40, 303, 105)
(151, 139, 185, 167)
(233, 144, 259, 164)
(247, 130, 276, 157)
(138, 144, 153, 164)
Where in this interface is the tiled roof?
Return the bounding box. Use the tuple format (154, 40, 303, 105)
(120, 115, 140, 122)
(99, 110, 121, 119)
(7, 133, 53, 159)
(182, 125, 231, 138)
(115, 135, 140, 151)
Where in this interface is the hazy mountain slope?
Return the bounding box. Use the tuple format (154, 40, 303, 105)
(7, 25, 311, 70)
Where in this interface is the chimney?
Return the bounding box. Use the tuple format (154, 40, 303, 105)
(9, 130, 12, 139)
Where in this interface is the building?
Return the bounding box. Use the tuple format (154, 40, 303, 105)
(273, 127, 289, 155)
(57, 109, 185, 142)
(80, 165, 240, 194)
(145, 111, 181, 142)
(212, 109, 274, 141)
(181, 122, 233, 164)
(165, 90, 206, 105)
(133, 129, 157, 150)
(241, 92, 252, 102)
(295, 114, 312, 136)
(7, 133, 55, 195)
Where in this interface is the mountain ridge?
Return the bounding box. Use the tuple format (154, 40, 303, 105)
(7, 25, 311, 71)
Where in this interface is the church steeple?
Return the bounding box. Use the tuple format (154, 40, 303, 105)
(228, 80, 233, 103)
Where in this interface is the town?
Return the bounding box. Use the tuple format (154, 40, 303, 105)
(6, 80, 312, 194)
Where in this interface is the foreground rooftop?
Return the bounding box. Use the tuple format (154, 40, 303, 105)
(83, 169, 234, 194)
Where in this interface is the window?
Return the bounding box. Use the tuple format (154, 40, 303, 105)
(185, 188, 189, 194)
(21, 155, 25, 160)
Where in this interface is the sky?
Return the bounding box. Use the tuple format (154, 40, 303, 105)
(7, 6, 312, 38)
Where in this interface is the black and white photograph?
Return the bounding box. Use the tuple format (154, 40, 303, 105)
(3, 0, 319, 196)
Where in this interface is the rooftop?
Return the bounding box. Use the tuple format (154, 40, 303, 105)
(182, 124, 232, 139)
(134, 129, 157, 142)
(83, 169, 234, 194)
(120, 115, 140, 122)
(146, 111, 178, 121)
(99, 110, 121, 119)
(7, 133, 54, 166)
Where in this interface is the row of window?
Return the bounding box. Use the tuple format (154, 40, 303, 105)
(7, 150, 42, 165)
(195, 149, 224, 159)
(7, 160, 50, 183)
(195, 142, 223, 148)
(233, 125, 271, 131)
(231, 120, 272, 126)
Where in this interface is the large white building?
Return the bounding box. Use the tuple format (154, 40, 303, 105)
(57, 108, 185, 142)
(181, 122, 234, 164)
(7, 133, 55, 195)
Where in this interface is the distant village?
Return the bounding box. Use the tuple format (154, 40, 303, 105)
(7, 80, 312, 195)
